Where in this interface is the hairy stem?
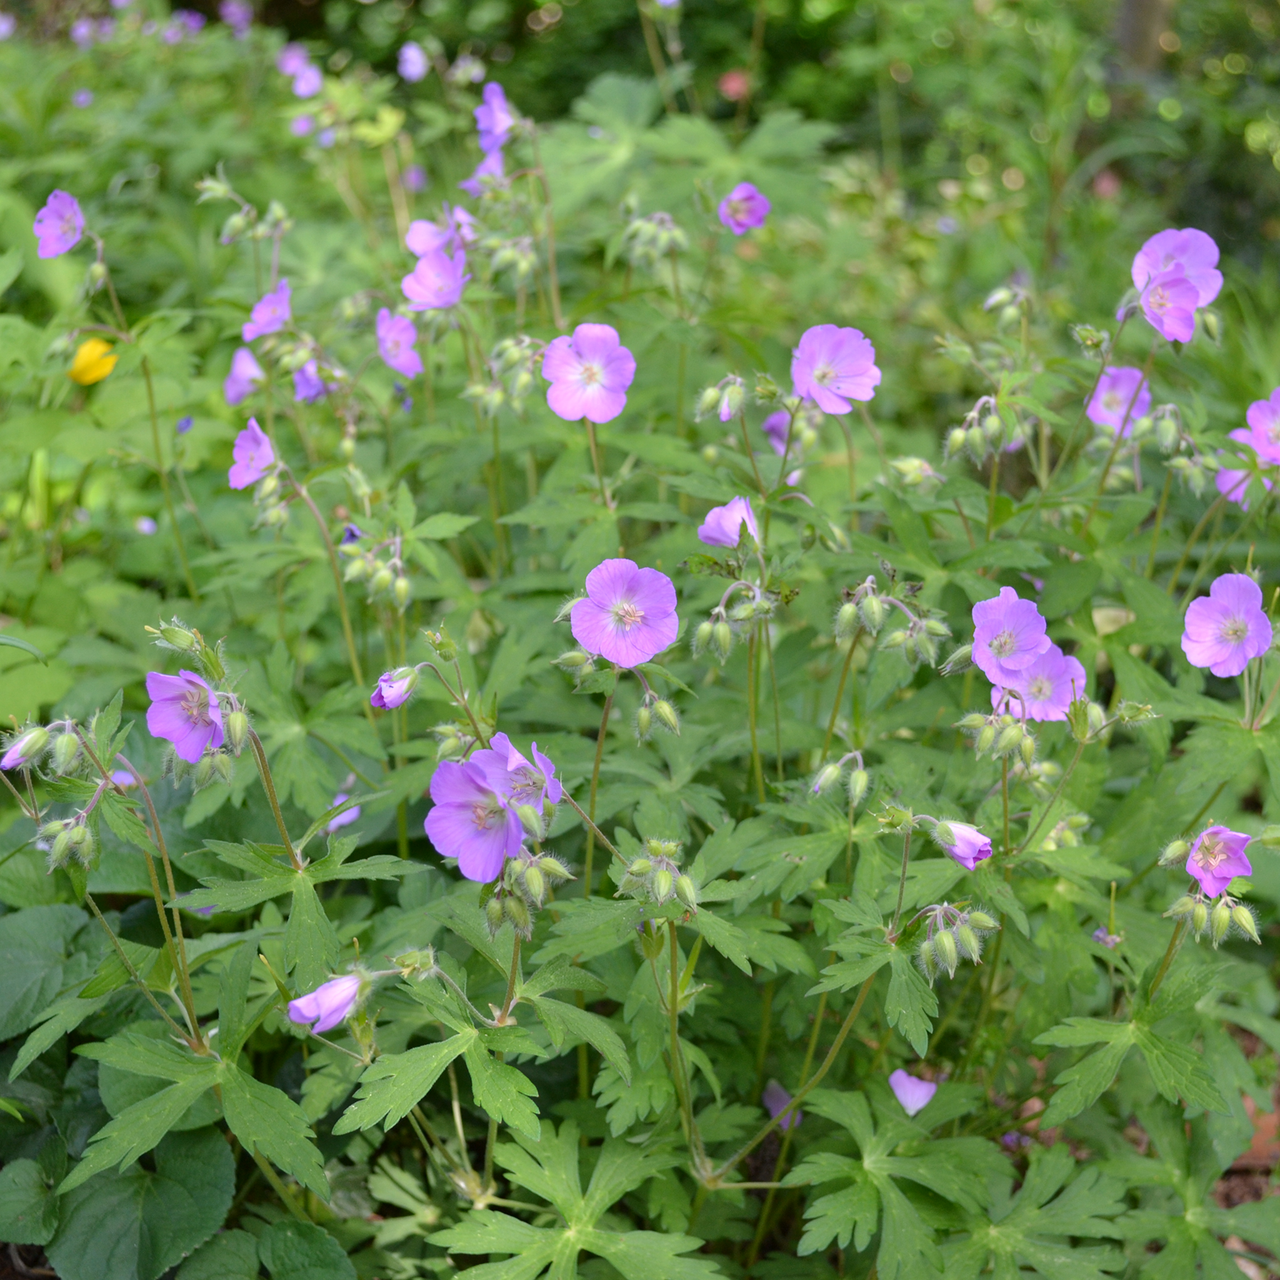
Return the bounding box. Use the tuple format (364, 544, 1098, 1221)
(248, 728, 301, 868)
(582, 691, 613, 898)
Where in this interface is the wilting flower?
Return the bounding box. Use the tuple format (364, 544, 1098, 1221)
(371, 667, 419, 709)
(888, 1069, 937, 1117)
(1181, 572, 1273, 677)
(718, 182, 770, 235)
(288, 974, 361, 1032)
(991, 644, 1087, 722)
(145, 670, 225, 763)
(475, 81, 515, 152)
(541, 323, 636, 424)
(293, 360, 327, 403)
(1186, 825, 1252, 898)
(242, 278, 291, 342)
(1131, 227, 1222, 309)
(402, 249, 469, 310)
(571, 558, 679, 668)
(477, 732, 562, 811)
(1139, 268, 1200, 343)
(1, 727, 49, 771)
(292, 63, 322, 98)
(1086, 366, 1150, 436)
(228, 418, 275, 490)
(377, 308, 423, 379)
(971, 587, 1051, 686)
(697, 496, 759, 548)
(33, 190, 84, 258)
(224, 347, 265, 405)
(68, 339, 117, 386)
(326, 792, 361, 833)
(425, 759, 523, 882)
(937, 822, 993, 871)
(399, 41, 428, 82)
(790, 324, 881, 415)
(762, 1080, 801, 1130)
(277, 43, 310, 76)
(459, 148, 505, 197)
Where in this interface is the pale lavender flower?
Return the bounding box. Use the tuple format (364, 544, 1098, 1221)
(317, 129, 335, 149)
(228, 418, 275, 489)
(718, 182, 770, 235)
(697, 496, 759, 548)
(219, 0, 252, 37)
(790, 324, 881, 415)
(541, 323, 636, 424)
(175, 9, 205, 33)
(224, 347, 264, 405)
(371, 668, 418, 709)
(161, 21, 185, 44)
(406, 208, 476, 256)
(1139, 268, 1200, 343)
(399, 41, 428, 82)
(1180, 572, 1273, 678)
(0, 13, 16, 39)
(242, 278, 291, 342)
(1131, 228, 1222, 308)
(33, 190, 84, 259)
(971, 586, 1051, 686)
(1086, 366, 1150, 436)
(377, 308, 423, 378)
(990, 644, 1086, 722)
(459, 147, 505, 197)
(888, 1069, 937, 1117)
(135, 516, 158, 535)
(1, 728, 48, 772)
(475, 732, 562, 811)
(290, 115, 314, 137)
(937, 822, 992, 871)
(1214, 457, 1268, 510)
(403, 164, 427, 193)
(110, 768, 137, 787)
(293, 63, 322, 98)
(288, 974, 361, 1032)
(571, 558, 678, 668)
(277, 42, 310, 76)
(1092, 926, 1121, 949)
(1186, 826, 1252, 899)
(70, 16, 95, 48)
(426, 759, 522, 882)
(761, 410, 791, 455)
(176, 416, 193, 434)
(326, 792, 361, 832)
(293, 360, 327, 403)
(475, 81, 516, 152)
(145, 670, 224, 763)
(401, 249, 469, 311)
(1238, 388, 1280, 466)
(72, 89, 94, 108)
(762, 1080, 801, 1130)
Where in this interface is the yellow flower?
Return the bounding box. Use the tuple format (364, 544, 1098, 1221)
(68, 338, 117, 385)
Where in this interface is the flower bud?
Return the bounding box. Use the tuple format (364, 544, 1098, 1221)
(194, 754, 216, 789)
(652, 868, 674, 903)
(883, 628, 907, 650)
(935, 929, 958, 977)
(653, 700, 680, 735)
(51, 732, 80, 774)
(812, 763, 841, 795)
(159, 624, 198, 651)
(946, 426, 968, 457)
(694, 620, 714, 654)
(393, 576, 411, 608)
(1158, 839, 1190, 866)
(941, 645, 973, 677)
(975, 725, 996, 755)
(858, 594, 886, 634)
(370, 565, 394, 594)
(996, 723, 1023, 755)
(1210, 898, 1232, 946)
(966, 425, 987, 456)
(675, 874, 698, 912)
(968, 911, 998, 931)
(696, 386, 722, 419)
(834, 601, 860, 641)
(957, 924, 981, 961)
(982, 413, 1002, 440)
(555, 650, 590, 669)
(538, 856, 572, 882)
(917, 937, 936, 979)
(717, 382, 745, 422)
(225, 710, 249, 755)
(523, 864, 546, 906)
(957, 713, 987, 731)
(485, 897, 506, 933)
(1, 726, 49, 772)
(344, 556, 369, 582)
(340, 436, 356, 460)
(213, 752, 234, 783)
(504, 895, 531, 933)
(635, 705, 652, 741)
(848, 769, 869, 808)
(1191, 900, 1208, 936)
(1166, 895, 1195, 918)
(713, 621, 733, 661)
(1232, 904, 1260, 944)
(933, 821, 955, 848)
(515, 804, 544, 839)
(1019, 734, 1036, 767)
(1086, 702, 1107, 737)
(628, 858, 653, 877)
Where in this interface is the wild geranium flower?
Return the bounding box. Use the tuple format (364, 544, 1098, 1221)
(1139, 268, 1200, 343)
(1214, 455, 1269, 511)
(377, 308, 423, 379)
(401, 249, 469, 310)
(937, 822, 992, 871)
(293, 360, 327, 403)
(33, 190, 84, 258)
(145, 670, 225, 763)
(219, 0, 252, 37)
(459, 148, 505, 197)
(1237, 388, 1280, 466)
(718, 182, 771, 235)
(541, 323, 636, 424)
(242, 278, 291, 342)
(406, 207, 475, 256)
(288, 974, 361, 1033)
(1086, 366, 1150, 436)
(888, 1069, 937, 1117)
(371, 667, 419, 709)
(72, 89, 93, 108)
(477, 732, 562, 811)
(1, 727, 49, 771)
(224, 347, 264, 405)
(0, 13, 16, 39)
(68, 339, 117, 386)
(971, 587, 1051, 686)
(403, 164, 427, 192)
(228, 418, 274, 490)
(326, 792, 361, 833)
(991, 644, 1087, 722)
(1185, 826, 1252, 898)
(762, 1080, 801, 1130)
(290, 115, 314, 138)
(1131, 227, 1222, 309)
(70, 16, 95, 47)
(425, 759, 523, 882)
(697, 496, 759, 548)
(571, 558, 679, 668)
(475, 81, 516, 152)
(1180, 572, 1273, 678)
(277, 43, 310, 76)
(292, 63, 322, 98)
(398, 41, 428, 82)
(790, 324, 881, 415)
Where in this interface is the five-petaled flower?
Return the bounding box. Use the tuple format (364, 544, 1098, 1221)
(33, 189, 84, 258)
(936, 822, 992, 871)
(1131, 227, 1222, 309)
(228, 418, 275, 490)
(1139, 267, 1200, 343)
(697, 496, 759, 548)
(991, 644, 1087, 722)
(402, 249, 469, 311)
(888, 1069, 937, 1117)
(242, 278, 292, 342)
(790, 324, 881, 415)
(1181, 572, 1273, 678)
(288, 974, 362, 1032)
(398, 40, 428, 83)
(971, 587, 1051, 687)
(224, 347, 265, 405)
(475, 81, 516, 153)
(1236, 387, 1280, 466)
(376, 308, 423, 379)
(371, 668, 419, 709)
(145, 669, 224, 763)
(718, 182, 770, 235)
(570, 558, 679, 669)
(425, 758, 524, 882)
(478, 732, 563, 812)
(541, 323, 636, 425)
(1185, 825, 1252, 898)
(1086, 366, 1150, 436)
(293, 359, 327, 404)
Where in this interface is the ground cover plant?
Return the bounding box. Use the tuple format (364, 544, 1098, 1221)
(0, 2, 1278, 1278)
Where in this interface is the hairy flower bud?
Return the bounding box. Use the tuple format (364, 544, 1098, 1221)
(968, 911, 998, 931)
(975, 724, 996, 755)
(1231, 904, 1260, 944)
(485, 896, 506, 933)
(848, 769, 869, 808)
(159, 624, 198, 651)
(1210, 898, 1232, 946)
(1, 726, 49, 772)
(555, 649, 590, 669)
(1158, 839, 1190, 866)
(635, 705, 653, 741)
(392, 576, 411, 609)
(935, 929, 958, 977)
(946, 426, 968, 457)
(696, 386, 722, 420)
(675, 874, 698, 912)
(370, 565, 394, 595)
(966, 425, 986, 456)
(812, 763, 841, 795)
(51, 732, 80, 775)
(1166, 895, 1195, 919)
(883, 628, 907, 650)
(539, 856, 572, 882)
(1019, 733, 1036, 767)
(344, 556, 369, 582)
(522, 864, 546, 906)
(712, 621, 733, 662)
(515, 804, 544, 839)
(504, 895, 531, 933)
(957, 924, 981, 961)
(652, 868, 674, 903)
(917, 937, 936, 979)
(835, 601, 860, 641)
(694, 620, 714, 655)
(995, 723, 1023, 755)
(1191, 900, 1208, 936)
(718, 381, 745, 422)
(225, 710, 249, 755)
(653, 700, 680, 735)
(858, 594, 886, 634)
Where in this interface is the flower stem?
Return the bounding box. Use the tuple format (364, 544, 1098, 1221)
(1084, 339, 1158, 530)
(747, 628, 765, 802)
(248, 728, 302, 869)
(1012, 740, 1085, 858)
(1145, 468, 1173, 578)
(891, 829, 912, 936)
(141, 358, 199, 600)
(582, 691, 613, 898)
(765, 631, 784, 782)
(1166, 493, 1226, 598)
(584, 419, 611, 508)
(820, 630, 862, 763)
(1147, 919, 1188, 1002)
(499, 935, 522, 1022)
(737, 411, 768, 501)
(1001, 757, 1010, 855)
(250, 1148, 312, 1223)
(528, 130, 565, 332)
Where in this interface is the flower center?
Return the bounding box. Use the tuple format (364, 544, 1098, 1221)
(989, 628, 1016, 657)
(1219, 614, 1248, 645)
(812, 362, 835, 387)
(181, 686, 212, 727)
(1028, 676, 1052, 699)
(611, 600, 644, 630)
(1102, 392, 1122, 412)
(471, 798, 501, 830)
(1148, 285, 1170, 314)
(728, 199, 747, 221)
(1195, 836, 1227, 869)
(579, 360, 603, 387)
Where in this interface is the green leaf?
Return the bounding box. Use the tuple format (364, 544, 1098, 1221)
(217, 941, 256, 1061)
(333, 1031, 475, 1134)
(465, 1043, 541, 1140)
(258, 1220, 357, 1280)
(0, 632, 47, 662)
(517, 954, 607, 1000)
(47, 1128, 235, 1280)
(687, 908, 752, 974)
(0, 1156, 59, 1245)
(528, 995, 631, 1083)
(584, 1227, 723, 1280)
(10, 994, 111, 1080)
(1038, 1029, 1136, 1128)
(0, 905, 90, 1040)
(285, 877, 338, 992)
(1135, 1027, 1228, 1113)
(884, 951, 937, 1056)
(175, 1229, 260, 1280)
(412, 512, 480, 540)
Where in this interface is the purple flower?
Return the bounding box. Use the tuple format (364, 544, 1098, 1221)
(219, 0, 253, 37)
(1186, 826, 1252, 899)
(341, 523, 364, 544)
(991, 644, 1086, 723)
(790, 324, 881, 415)
(288, 974, 361, 1033)
(399, 41, 428, 83)
(762, 410, 791, 455)
(243, 278, 291, 342)
(1, 727, 48, 772)
(937, 822, 993, 871)
(175, 9, 205, 32)
(1181, 572, 1273, 678)
(718, 182, 770, 235)
(161, 21, 185, 44)
(1087, 366, 1151, 436)
(1139, 268, 1200, 343)
(1131, 228, 1222, 309)
(1214, 458, 1269, 511)
(459, 147, 505, 197)
(293, 63, 322, 98)
(177, 415, 193, 434)
(541, 323, 636, 424)
(762, 1080, 801, 1131)
(406, 218, 452, 256)
(33, 190, 84, 259)
(135, 516, 158, 535)
(72, 89, 94, 108)
(377, 308, 423, 379)
(326, 792, 361, 832)
(570, 558, 678, 669)
(224, 346, 264, 405)
(476, 732, 562, 810)
(475, 81, 516, 153)
(1092, 926, 1120, 949)
(70, 16, 95, 47)
(425, 759, 523, 882)
(403, 164, 427, 193)
(401, 248, 469, 311)
(371, 668, 418, 709)
(290, 115, 314, 138)
(1238, 388, 1280, 466)
(697, 496, 759, 548)
(96, 16, 115, 36)
(228, 417, 275, 490)
(317, 129, 335, 149)
(111, 768, 137, 787)
(293, 359, 327, 403)
(971, 586, 1051, 686)
(145, 670, 225, 763)
(0, 14, 16, 39)
(888, 1069, 937, 1117)
(277, 42, 310, 76)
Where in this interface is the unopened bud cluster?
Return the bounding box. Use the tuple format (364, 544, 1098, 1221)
(956, 711, 1037, 764)
(41, 815, 95, 871)
(635, 694, 680, 743)
(692, 582, 775, 666)
(1039, 810, 1090, 851)
(811, 750, 870, 810)
(944, 394, 1012, 464)
(617, 838, 698, 913)
(485, 852, 574, 939)
(462, 334, 542, 418)
(837, 576, 950, 668)
(340, 532, 411, 612)
(916, 903, 999, 982)
(1166, 890, 1259, 949)
(622, 211, 688, 270)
